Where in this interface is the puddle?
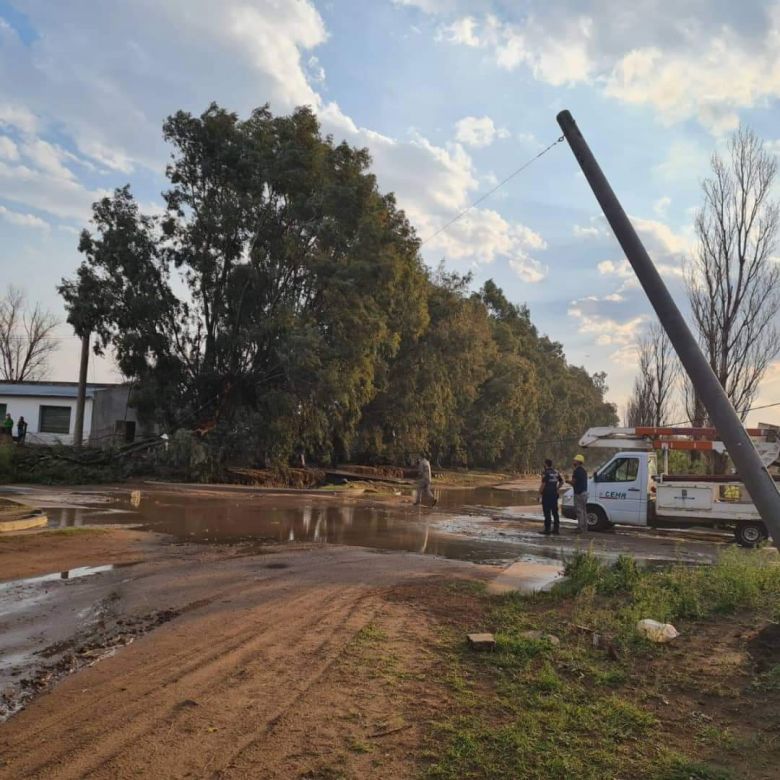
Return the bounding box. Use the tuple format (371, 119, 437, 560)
(0, 565, 117, 594)
(37, 488, 553, 567)
(432, 485, 539, 509)
(6, 482, 724, 572)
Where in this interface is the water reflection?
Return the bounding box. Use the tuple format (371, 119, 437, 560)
(41, 488, 546, 566)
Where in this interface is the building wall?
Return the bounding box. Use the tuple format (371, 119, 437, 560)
(0, 395, 94, 445)
(90, 386, 147, 446)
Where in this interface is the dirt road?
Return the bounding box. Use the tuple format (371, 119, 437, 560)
(0, 482, 752, 778)
(0, 535, 485, 779)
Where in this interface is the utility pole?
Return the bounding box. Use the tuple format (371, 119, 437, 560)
(557, 109, 780, 550)
(73, 332, 89, 447)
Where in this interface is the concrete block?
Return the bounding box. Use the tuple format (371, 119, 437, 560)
(466, 632, 496, 650)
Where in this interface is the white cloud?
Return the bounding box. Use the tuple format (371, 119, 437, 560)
(454, 115, 508, 147)
(653, 196, 671, 217)
(319, 105, 546, 276)
(395, 0, 462, 13)
(450, 14, 593, 86)
(0, 103, 38, 133)
(597, 259, 630, 277)
(573, 223, 602, 238)
(0, 0, 329, 175)
(0, 0, 546, 281)
(79, 141, 135, 174)
(0, 204, 49, 231)
(0, 160, 108, 221)
(631, 215, 691, 256)
(440, 15, 481, 46)
(0, 135, 18, 161)
(414, 206, 547, 280)
(568, 304, 647, 346)
(21, 139, 75, 181)
(766, 139, 780, 156)
(434, 3, 780, 134)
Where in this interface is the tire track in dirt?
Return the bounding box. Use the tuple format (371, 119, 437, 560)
(2, 582, 366, 779)
(79, 587, 375, 779)
(0, 548, 459, 779)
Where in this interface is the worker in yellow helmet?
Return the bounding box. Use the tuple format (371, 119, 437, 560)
(569, 454, 588, 534)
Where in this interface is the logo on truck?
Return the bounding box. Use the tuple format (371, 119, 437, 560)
(601, 490, 627, 500)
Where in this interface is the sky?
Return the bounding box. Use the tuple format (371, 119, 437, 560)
(0, 0, 779, 425)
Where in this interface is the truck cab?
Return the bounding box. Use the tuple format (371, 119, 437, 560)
(562, 451, 655, 530)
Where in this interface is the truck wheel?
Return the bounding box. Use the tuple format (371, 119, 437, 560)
(586, 506, 611, 532)
(734, 522, 768, 548)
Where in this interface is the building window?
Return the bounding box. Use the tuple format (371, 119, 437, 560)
(39, 405, 72, 435)
(0, 403, 6, 418)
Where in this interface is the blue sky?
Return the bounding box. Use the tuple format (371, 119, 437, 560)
(0, 0, 779, 422)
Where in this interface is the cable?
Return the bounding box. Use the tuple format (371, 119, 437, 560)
(419, 135, 565, 248)
(666, 400, 780, 428)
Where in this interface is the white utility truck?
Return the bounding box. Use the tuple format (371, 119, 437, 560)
(560, 426, 780, 547)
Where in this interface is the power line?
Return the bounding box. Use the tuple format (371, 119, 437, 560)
(666, 400, 780, 428)
(419, 135, 565, 248)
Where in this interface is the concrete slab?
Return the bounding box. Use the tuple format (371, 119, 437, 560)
(466, 632, 496, 650)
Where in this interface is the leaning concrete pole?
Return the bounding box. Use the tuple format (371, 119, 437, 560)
(557, 109, 780, 549)
(73, 332, 90, 447)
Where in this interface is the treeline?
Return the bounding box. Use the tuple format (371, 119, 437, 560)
(60, 103, 616, 472)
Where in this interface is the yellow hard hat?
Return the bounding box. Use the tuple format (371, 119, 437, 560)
(573, 454, 585, 463)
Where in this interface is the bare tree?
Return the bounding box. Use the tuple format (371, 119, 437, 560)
(625, 322, 680, 427)
(686, 126, 780, 422)
(0, 287, 59, 382)
(625, 345, 654, 427)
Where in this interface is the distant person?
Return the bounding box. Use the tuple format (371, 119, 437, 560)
(539, 458, 564, 535)
(16, 416, 27, 444)
(413, 456, 437, 507)
(2, 413, 13, 442)
(570, 454, 589, 533)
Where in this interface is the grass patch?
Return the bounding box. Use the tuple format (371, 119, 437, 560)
(422, 550, 780, 779)
(551, 548, 780, 646)
(353, 623, 387, 645)
(345, 736, 373, 755)
(42, 526, 110, 537)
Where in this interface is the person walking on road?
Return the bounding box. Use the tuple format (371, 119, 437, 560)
(539, 458, 563, 535)
(570, 454, 589, 533)
(413, 456, 437, 507)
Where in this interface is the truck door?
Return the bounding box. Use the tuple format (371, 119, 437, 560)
(595, 455, 643, 525)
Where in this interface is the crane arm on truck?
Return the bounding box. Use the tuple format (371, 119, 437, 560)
(579, 426, 780, 468)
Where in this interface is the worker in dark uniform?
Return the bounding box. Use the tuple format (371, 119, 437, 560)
(539, 458, 563, 535)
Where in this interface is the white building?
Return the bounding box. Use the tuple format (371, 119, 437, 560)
(0, 382, 146, 447)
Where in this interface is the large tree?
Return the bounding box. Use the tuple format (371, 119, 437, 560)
(686, 126, 780, 421)
(60, 102, 618, 472)
(60, 103, 428, 465)
(0, 286, 59, 382)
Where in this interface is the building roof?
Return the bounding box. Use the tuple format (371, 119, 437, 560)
(0, 382, 125, 400)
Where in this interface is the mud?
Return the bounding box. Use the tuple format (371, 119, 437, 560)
(0, 542, 488, 779)
(0, 478, 761, 778)
(5, 482, 727, 566)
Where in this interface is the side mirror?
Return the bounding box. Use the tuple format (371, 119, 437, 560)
(592, 471, 599, 482)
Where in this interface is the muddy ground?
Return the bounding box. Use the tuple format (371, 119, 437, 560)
(0, 530, 491, 779)
(0, 483, 771, 778)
